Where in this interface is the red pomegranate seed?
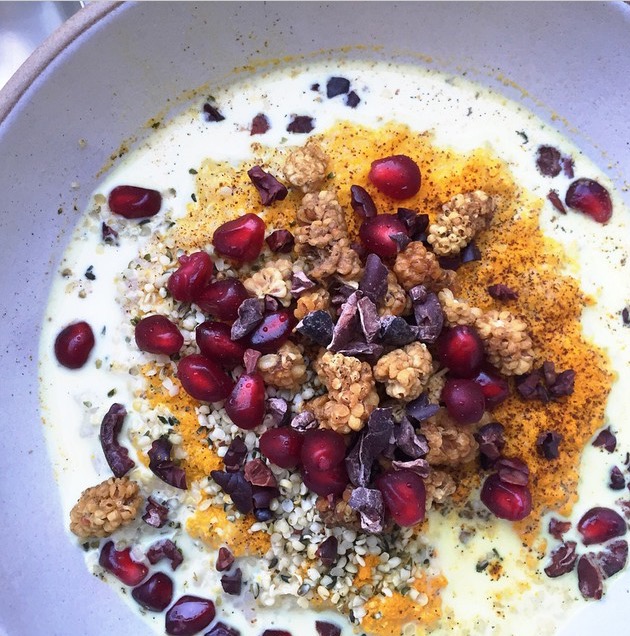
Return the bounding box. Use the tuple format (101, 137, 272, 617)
(196, 321, 247, 368)
(316, 621, 341, 636)
(359, 214, 409, 259)
(193, 278, 250, 321)
(212, 213, 266, 263)
(98, 541, 148, 586)
(259, 427, 304, 469)
(472, 364, 509, 409)
(437, 325, 484, 378)
(302, 463, 349, 497)
(132, 572, 173, 612)
(177, 354, 234, 402)
(167, 251, 214, 303)
(441, 378, 485, 424)
(225, 372, 266, 429)
(262, 631, 293, 636)
(165, 595, 216, 636)
(54, 321, 95, 369)
(108, 185, 162, 219)
(375, 469, 426, 526)
(301, 429, 346, 472)
(565, 178, 613, 224)
(135, 315, 184, 356)
(577, 506, 627, 545)
(480, 473, 532, 521)
(368, 155, 421, 200)
(245, 310, 294, 354)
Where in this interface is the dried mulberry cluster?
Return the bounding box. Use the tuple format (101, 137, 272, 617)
(315, 486, 361, 530)
(283, 139, 329, 193)
(379, 271, 410, 317)
(393, 241, 455, 292)
(257, 342, 308, 390)
(294, 288, 331, 320)
(69, 476, 141, 539)
(422, 411, 479, 467)
(243, 258, 293, 306)
(438, 289, 483, 327)
(373, 342, 433, 401)
(424, 470, 457, 509)
(427, 190, 497, 256)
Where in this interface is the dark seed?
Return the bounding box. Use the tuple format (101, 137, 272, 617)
(287, 116, 314, 133)
(547, 189, 567, 214)
(247, 166, 288, 206)
(577, 553, 604, 599)
(326, 76, 350, 98)
(622, 307, 630, 325)
(610, 466, 626, 490)
(250, 113, 270, 136)
(101, 222, 119, 244)
(216, 547, 235, 572)
(350, 185, 377, 219)
(535, 145, 562, 177)
(221, 568, 242, 596)
(536, 431, 562, 460)
(254, 508, 274, 522)
(266, 229, 294, 253)
(487, 283, 518, 301)
(345, 91, 361, 108)
(203, 103, 225, 122)
(544, 541, 578, 578)
(592, 427, 617, 453)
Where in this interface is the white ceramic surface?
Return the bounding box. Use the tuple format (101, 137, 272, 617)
(0, 2, 629, 635)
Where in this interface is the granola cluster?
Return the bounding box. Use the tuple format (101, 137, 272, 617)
(307, 350, 379, 433)
(373, 342, 433, 401)
(427, 190, 497, 256)
(393, 241, 455, 291)
(283, 139, 329, 193)
(69, 476, 141, 539)
(257, 342, 308, 390)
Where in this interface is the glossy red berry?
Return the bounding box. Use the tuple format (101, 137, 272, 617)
(196, 321, 247, 368)
(368, 155, 421, 200)
(135, 315, 184, 356)
(193, 278, 250, 321)
(577, 507, 627, 546)
(302, 463, 349, 497)
(480, 473, 532, 521)
(375, 469, 426, 526)
(98, 541, 148, 586)
(259, 428, 304, 469)
(177, 354, 234, 402)
(108, 185, 162, 219)
(437, 325, 484, 378)
(225, 372, 266, 429)
(472, 364, 509, 409)
(212, 213, 266, 263)
(301, 429, 346, 472)
(54, 321, 95, 369)
(132, 572, 173, 612)
(359, 214, 409, 259)
(245, 310, 294, 354)
(441, 378, 485, 424)
(167, 251, 214, 303)
(565, 178, 613, 224)
(165, 595, 216, 636)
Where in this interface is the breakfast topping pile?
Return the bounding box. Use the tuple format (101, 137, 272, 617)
(56, 103, 624, 636)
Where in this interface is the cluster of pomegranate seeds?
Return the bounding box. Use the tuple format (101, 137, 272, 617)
(367, 154, 421, 200)
(54, 321, 95, 369)
(108, 185, 162, 219)
(165, 595, 216, 636)
(135, 315, 184, 356)
(212, 213, 266, 263)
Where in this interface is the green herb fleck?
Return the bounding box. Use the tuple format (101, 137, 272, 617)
(107, 388, 117, 397)
(516, 130, 529, 144)
(191, 193, 197, 202)
(189, 168, 198, 175)
(143, 254, 152, 261)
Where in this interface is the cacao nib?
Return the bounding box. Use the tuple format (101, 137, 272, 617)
(592, 427, 617, 453)
(474, 422, 506, 469)
(231, 298, 265, 340)
(622, 306, 630, 325)
(328, 280, 356, 307)
(247, 166, 288, 205)
(359, 254, 388, 304)
(265, 398, 290, 427)
(410, 286, 444, 343)
(205, 621, 241, 636)
(390, 232, 411, 252)
(316, 536, 338, 567)
(391, 457, 430, 477)
(577, 553, 604, 600)
(203, 102, 225, 122)
(595, 539, 628, 578)
(548, 518, 572, 540)
(348, 486, 385, 534)
(380, 315, 417, 346)
(101, 222, 119, 244)
(544, 540, 578, 578)
(244, 459, 277, 488)
(610, 466, 626, 490)
(440, 241, 481, 270)
(148, 438, 187, 489)
(328, 291, 361, 351)
(487, 283, 518, 301)
(251, 485, 280, 509)
(535, 145, 562, 177)
(250, 113, 270, 136)
(562, 156, 575, 179)
(254, 508, 273, 522)
(405, 394, 440, 425)
(266, 229, 294, 253)
(223, 436, 248, 473)
(336, 341, 384, 362)
(346, 408, 395, 487)
(221, 568, 242, 596)
(326, 76, 350, 98)
(495, 457, 530, 486)
(397, 416, 430, 458)
(350, 185, 377, 219)
(516, 362, 575, 403)
(146, 538, 183, 570)
(357, 296, 380, 343)
(397, 208, 429, 239)
(536, 431, 562, 460)
(287, 115, 314, 134)
(296, 310, 334, 347)
(315, 621, 342, 636)
(216, 547, 235, 572)
(547, 189, 567, 214)
(142, 497, 169, 528)
(290, 411, 318, 432)
(310, 83, 320, 92)
(243, 348, 262, 375)
(290, 271, 317, 297)
(99, 403, 135, 478)
(549, 370, 575, 398)
(346, 91, 361, 108)
(210, 470, 253, 514)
